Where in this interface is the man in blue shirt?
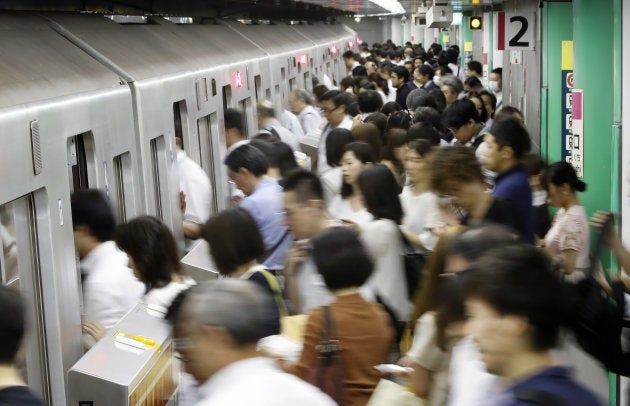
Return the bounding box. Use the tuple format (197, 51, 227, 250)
(463, 245, 601, 405)
(483, 117, 534, 243)
(224, 144, 292, 272)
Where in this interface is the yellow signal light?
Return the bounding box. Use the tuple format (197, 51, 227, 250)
(470, 16, 482, 30)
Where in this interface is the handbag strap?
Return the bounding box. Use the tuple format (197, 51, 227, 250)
(317, 306, 345, 405)
(257, 269, 289, 318)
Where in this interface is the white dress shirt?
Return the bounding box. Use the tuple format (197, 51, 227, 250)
(197, 357, 336, 406)
(177, 150, 213, 251)
(317, 115, 353, 176)
(282, 110, 305, 141)
(81, 241, 144, 329)
(297, 105, 323, 137)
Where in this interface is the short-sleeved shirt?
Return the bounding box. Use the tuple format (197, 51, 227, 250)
(544, 205, 590, 270)
(328, 195, 373, 228)
(400, 187, 442, 251)
(492, 164, 534, 243)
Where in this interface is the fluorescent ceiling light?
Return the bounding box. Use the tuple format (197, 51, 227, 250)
(369, 0, 406, 15)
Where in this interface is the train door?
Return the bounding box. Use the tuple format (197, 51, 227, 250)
(0, 192, 51, 403)
(67, 132, 96, 193)
(196, 113, 224, 213)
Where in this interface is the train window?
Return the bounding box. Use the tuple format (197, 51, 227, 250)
(265, 88, 271, 100)
(195, 78, 208, 109)
(222, 85, 232, 111)
(196, 114, 219, 214)
(173, 101, 189, 144)
(254, 75, 262, 100)
(211, 79, 217, 97)
(281, 67, 286, 82)
(240, 98, 251, 136)
(304, 72, 311, 93)
(293, 57, 296, 68)
(112, 153, 132, 223)
(310, 58, 314, 67)
(150, 136, 166, 219)
(289, 78, 296, 92)
(67, 133, 95, 193)
(0, 193, 51, 402)
(274, 85, 280, 110)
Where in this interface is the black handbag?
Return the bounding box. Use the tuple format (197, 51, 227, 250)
(399, 229, 426, 299)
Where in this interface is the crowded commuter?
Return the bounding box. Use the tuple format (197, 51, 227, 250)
(381, 101, 403, 116)
(358, 165, 409, 324)
(224, 108, 249, 156)
(463, 76, 484, 94)
(257, 99, 299, 150)
(282, 227, 394, 405)
(175, 279, 334, 406)
(440, 75, 465, 106)
(289, 89, 323, 137)
(489, 67, 503, 111)
(113, 216, 195, 314)
(321, 128, 354, 206)
(416, 65, 438, 91)
(282, 109, 305, 141)
(391, 65, 412, 109)
(317, 91, 354, 176)
(483, 117, 534, 243)
(283, 171, 335, 314)
(224, 144, 293, 272)
(312, 84, 329, 109)
(542, 161, 589, 278)
(343, 50, 361, 74)
(355, 89, 384, 122)
(407, 122, 442, 147)
(71, 190, 144, 349)
(386, 110, 412, 132)
(328, 142, 375, 227)
(351, 123, 383, 161)
(380, 128, 407, 186)
(462, 245, 600, 405)
(522, 154, 552, 241)
(175, 133, 213, 247)
(479, 90, 497, 128)
(429, 146, 523, 235)
(0, 286, 45, 405)
(466, 60, 483, 79)
(466, 92, 488, 124)
(442, 99, 486, 149)
(400, 140, 442, 251)
(201, 208, 286, 336)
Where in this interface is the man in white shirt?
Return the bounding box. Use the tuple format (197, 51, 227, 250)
(175, 279, 335, 406)
(257, 99, 299, 151)
(283, 171, 334, 314)
(175, 135, 213, 250)
(289, 89, 323, 137)
(317, 91, 354, 176)
(71, 190, 144, 348)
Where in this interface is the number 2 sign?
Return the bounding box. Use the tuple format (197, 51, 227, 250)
(498, 12, 535, 51)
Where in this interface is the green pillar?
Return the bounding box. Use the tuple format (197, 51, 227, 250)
(541, 2, 572, 162)
(573, 0, 622, 401)
(461, 17, 473, 69)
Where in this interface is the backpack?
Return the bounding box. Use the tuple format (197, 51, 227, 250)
(564, 217, 630, 376)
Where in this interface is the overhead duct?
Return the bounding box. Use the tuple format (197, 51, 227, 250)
(426, 4, 452, 28)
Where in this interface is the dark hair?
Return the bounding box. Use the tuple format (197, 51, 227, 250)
(312, 84, 330, 102)
(352, 65, 368, 78)
(364, 112, 388, 140)
(357, 90, 383, 113)
(340, 76, 356, 92)
(541, 161, 587, 193)
(391, 65, 410, 83)
(464, 93, 487, 123)
(201, 208, 264, 275)
(326, 128, 354, 167)
(311, 227, 373, 290)
(224, 108, 246, 136)
(319, 89, 341, 103)
(479, 90, 497, 118)
(429, 146, 484, 194)
(343, 50, 356, 59)
(114, 216, 180, 291)
(340, 142, 376, 198)
(489, 117, 531, 159)
(443, 99, 480, 129)
(71, 189, 116, 242)
(491, 67, 503, 76)
(224, 144, 269, 177)
(464, 76, 483, 90)
(358, 164, 403, 224)
(428, 88, 447, 113)
(464, 245, 562, 350)
(407, 139, 433, 158)
(436, 65, 453, 76)
(418, 64, 434, 78)
(412, 106, 442, 128)
(271, 142, 298, 177)
(381, 101, 403, 116)
(382, 128, 407, 168)
(521, 153, 546, 176)
(405, 90, 433, 112)
(332, 92, 355, 111)
(369, 73, 390, 96)
(386, 110, 412, 131)
(447, 225, 520, 262)
(283, 170, 324, 202)
(467, 60, 482, 76)
(252, 132, 280, 144)
(352, 123, 383, 161)
(407, 123, 441, 146)
(0, 286, 24, 363)
(494, 106, 524, 123)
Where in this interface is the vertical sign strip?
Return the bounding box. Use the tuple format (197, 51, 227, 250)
(497, 11, 505, 50)
(561, 41, 574, 163)
(571, 89, 584, 177)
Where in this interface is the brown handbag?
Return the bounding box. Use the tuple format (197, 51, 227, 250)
(307, 306, 345, 405)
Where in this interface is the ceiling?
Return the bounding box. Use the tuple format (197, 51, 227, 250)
(300, 0, 504, 16)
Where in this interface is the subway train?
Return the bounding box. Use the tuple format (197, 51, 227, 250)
(0, 10, 355, 404)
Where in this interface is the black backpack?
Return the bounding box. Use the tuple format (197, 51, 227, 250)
(564, 216, 630, 376)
